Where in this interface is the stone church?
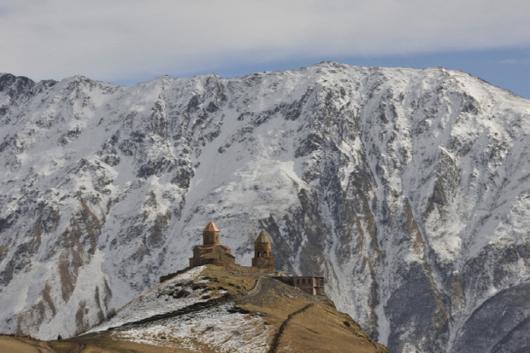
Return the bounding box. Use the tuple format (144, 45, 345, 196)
(189, 221, 236, 267)
(189, 221, 275, 270)
(186, 221, 325, 296)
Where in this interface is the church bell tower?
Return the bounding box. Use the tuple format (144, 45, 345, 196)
(203, 221, 220, 246)
(252, 230, 275, 272)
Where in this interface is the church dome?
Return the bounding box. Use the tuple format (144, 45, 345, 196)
(255, 230, 272, 244)
(202, 221, 221, 246)
(252, 230, 275, 270)
(203, 221, 220, 233)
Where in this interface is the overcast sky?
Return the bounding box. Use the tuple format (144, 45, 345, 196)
(1, 0, 530, 96)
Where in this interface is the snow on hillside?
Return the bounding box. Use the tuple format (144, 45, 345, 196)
(113, 302, 271, 353)
(0, 63, 529, 353)
(89, 265, 210, 332)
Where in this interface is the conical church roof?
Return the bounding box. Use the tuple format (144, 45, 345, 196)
(255, 230, 272, 244)
(203, 221, 220, 232)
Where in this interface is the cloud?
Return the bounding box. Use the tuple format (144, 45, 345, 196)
(1, 0, 530, 81)
(499, 58, 530, 65)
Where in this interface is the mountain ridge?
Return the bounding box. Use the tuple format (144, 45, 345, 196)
(1, 60, 525, 100)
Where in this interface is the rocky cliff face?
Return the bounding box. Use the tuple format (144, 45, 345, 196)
(0, 63, 529, 353)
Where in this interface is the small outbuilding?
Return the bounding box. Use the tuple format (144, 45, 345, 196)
(274, 276, 325, 296)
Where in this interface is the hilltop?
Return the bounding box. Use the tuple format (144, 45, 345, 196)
(0, 264, 388, 353)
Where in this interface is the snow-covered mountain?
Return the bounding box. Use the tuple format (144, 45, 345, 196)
(0, 62, 529, 353)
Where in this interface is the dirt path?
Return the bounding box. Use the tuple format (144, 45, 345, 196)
(267, 303, 314, 353)
(245, 276, 264, 298)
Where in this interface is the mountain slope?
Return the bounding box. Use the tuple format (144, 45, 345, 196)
(0, 63, 529, 353)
